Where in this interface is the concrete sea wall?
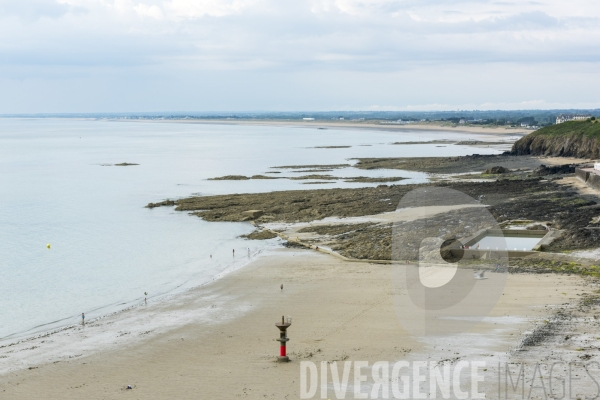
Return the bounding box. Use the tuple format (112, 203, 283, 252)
(576, 168, 600, 190)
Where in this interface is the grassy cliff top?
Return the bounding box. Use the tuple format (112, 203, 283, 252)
(530, 119, 600, 137)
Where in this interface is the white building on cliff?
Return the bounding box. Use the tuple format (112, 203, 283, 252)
(556, 114, 591, 124)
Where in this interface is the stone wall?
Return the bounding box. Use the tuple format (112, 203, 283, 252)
(588, 172, 600, 190)
(575, 167, 600, 190)
(575, 168, 590, 182)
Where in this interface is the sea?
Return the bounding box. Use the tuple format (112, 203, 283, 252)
(0, 118, 510, 342)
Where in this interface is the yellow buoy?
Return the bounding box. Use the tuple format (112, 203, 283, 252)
(46, 244, 51, 249)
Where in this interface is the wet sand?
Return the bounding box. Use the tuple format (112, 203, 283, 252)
(0, 248, 593, 399)
(143, 118, 532, 136)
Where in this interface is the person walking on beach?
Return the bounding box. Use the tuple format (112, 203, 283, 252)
(280, 284, 283, 292)
(81, 312, 85, 325)
(144, 292, 148, 305)
(232, 249, 235, 257)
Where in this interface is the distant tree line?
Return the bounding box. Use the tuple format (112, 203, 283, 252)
(3, 110, 598, 125)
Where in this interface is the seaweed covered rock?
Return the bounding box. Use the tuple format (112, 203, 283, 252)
(483, 166, 509, 174)
(532, 164, 575, 176)
(241, 230, 278, 240)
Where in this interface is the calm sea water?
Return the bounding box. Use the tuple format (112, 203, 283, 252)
(0, 118, 503, 341)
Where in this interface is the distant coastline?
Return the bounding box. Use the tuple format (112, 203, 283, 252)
(140, 118, 532, 136)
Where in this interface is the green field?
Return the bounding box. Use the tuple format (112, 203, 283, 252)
(530, 118, 599, 137)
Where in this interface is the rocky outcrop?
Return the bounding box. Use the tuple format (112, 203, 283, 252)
(240, 230, 278, 240)
(145, 199, 175, 208)
(512, 133, 600, 158)
(241, 210, 264, 219)
(483, 166, 509, 174)
(354, 154, 541, 174)
(510, 120, 600, 158)
(208, 175, 280, 180)
(148, 178, 600, 254)
(532, 164, 576, 176)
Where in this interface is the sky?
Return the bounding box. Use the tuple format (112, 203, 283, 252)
(1, 0, 600, 113)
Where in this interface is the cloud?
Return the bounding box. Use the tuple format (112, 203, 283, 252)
(2, 1, 600, 72)
(2, 0, 600, 112)
(134, 3, 164, 19)
(0, 0, 73, 20)
(163, 0, 260, 18)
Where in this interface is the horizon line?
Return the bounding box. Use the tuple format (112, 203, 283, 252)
(1, 108, 600, 117)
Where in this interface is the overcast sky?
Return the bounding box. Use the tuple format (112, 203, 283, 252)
(1, 0, 600, 113)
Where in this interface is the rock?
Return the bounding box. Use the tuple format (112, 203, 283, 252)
(313, 145, 352, 149)
(208, 175, 250, 180)
(146, 200, 175, 208)
(208, 175, 280, 180)
(242, 210, 264, 219)
(344, 177, 406, 183)
(532, 164, 575, 176)
(483, 166, 509, 174)
(158, 178, 600, 256)
(527, 224, 547, 230)
(240, 230, 278, 240)
(353, 155, 541, 174)
(250, 175, 279, 179)
(271, 164, 350, 169)
(297, 223, 376, 236)
(510, 120, 600, 158)
(290, 174, 337, 180)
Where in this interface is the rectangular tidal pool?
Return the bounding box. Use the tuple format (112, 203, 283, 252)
(472, 234, 544, 251)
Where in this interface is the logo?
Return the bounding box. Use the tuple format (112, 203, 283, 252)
(299, 360, 486, 399)
(391, 187, 509, 335)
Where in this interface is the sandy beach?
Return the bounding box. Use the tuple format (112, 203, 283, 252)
(0, 245, 595, 399)
(144, 118, 533, 136)
(2, 121, 600, 400)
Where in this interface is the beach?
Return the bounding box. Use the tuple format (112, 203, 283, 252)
(0, 247, 593, 399)
(6, 0, 600, 396)
(152, 118, 533, 136)
(2, 119, 599, 399)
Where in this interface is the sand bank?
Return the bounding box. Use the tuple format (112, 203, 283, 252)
(265, 204, 485, 238)
(0, 247, 593, 399)
(141, 118, 532, 136)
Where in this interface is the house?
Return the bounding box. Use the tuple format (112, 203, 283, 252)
(595, 163, 600, 171)
(556, 114, 591, 124)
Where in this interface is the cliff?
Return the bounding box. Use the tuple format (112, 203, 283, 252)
(510, 119, 600, 158)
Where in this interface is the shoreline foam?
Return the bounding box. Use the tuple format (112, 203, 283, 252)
(0, 243, 278, 351)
